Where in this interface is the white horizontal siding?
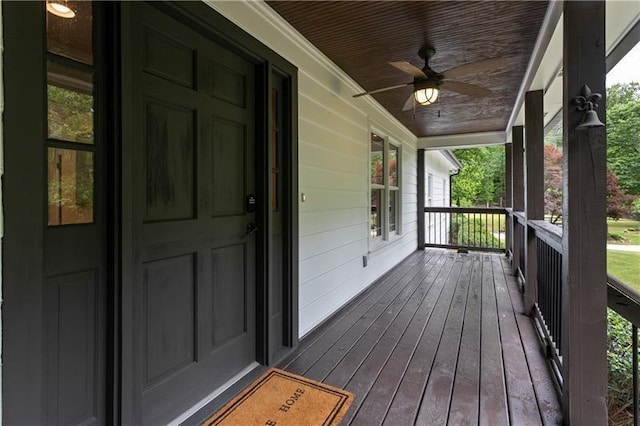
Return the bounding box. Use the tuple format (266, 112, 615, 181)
(208, 0, 445, 336)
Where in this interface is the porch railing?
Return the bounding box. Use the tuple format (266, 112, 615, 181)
(505, 210, 640, 424)
(424, 207, 507, 252)
(511, 210, 526, 282)
(528, 219, 564, 392)
(608, 275, 640, 426)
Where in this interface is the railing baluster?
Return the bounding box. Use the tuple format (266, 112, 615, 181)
(423, 207, 508, 253)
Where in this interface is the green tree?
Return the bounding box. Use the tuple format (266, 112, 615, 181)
(452, 146, 505, 206)
(607, 83, 640, 195)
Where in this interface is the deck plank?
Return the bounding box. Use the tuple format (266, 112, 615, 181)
(447, 254, 482, 425)
(266, 251, 562, 426)
(492, 255, 542, 425)
(322, 251, 448, 389)
(302, 252, 448, 382)
(281, 251, 437, 376)
(415, 255, 475, 425)
(382, 253, 466, 425)
(342, 251, 454, 425)
(500, 257, 562, 426)
(479, 254, 510, 425)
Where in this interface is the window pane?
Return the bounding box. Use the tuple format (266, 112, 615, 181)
(389, 190, 397, 233)
(370, 189, 382, 238)
(371, 133, 384, 185)
(48, 61, 94, 144)
(389, 143, 399, 187)
(48, 148, 94, 225)
(47, 0, 93, 65)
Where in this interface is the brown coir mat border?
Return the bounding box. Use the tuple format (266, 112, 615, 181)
(203, 368, 354, 426)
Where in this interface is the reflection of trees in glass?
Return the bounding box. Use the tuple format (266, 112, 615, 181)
(370, 189, 382, 237)
(389, 145, 398, 186)
(48, 84, 94, 143)
(48, 148, 94, 225)
(370, 152, 383, 185)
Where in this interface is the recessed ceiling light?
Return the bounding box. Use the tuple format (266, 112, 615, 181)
(47, 1, 76, 19)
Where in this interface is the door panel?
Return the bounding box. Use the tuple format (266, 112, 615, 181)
(144, 99, 196, 222)
(46, 270, 99, 425)
(124, 3, 257, 423)
(143, 254, 197, 388)
(211, 244, 248, 348)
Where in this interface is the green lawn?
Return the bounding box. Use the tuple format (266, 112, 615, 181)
(607, 250, 640, 292)
(608, 219, 640, 245)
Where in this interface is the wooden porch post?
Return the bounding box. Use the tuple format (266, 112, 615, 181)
(524, 90, 544, 312)
(512, 126, 525, 212)
(505, 142, 513, 256)
(506, 142, 513, 209)
(512, 126, 524, 275)
(562, 1, 608, 423)
(417, 149, 425, 250)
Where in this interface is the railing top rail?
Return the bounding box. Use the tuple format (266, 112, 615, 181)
(512, 210, 526, 221)
(424, 206, 508, 214)
(529, 220, 563, 251)
(608, 274, 640, 328)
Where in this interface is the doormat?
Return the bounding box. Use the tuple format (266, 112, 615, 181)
(203, 368, 354, 426)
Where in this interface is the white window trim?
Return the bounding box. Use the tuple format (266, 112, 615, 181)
(427, 173, 433, 207)
(368, 128, 403, 252)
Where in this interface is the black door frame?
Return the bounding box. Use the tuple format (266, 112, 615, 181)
(118, 1, 299, 423)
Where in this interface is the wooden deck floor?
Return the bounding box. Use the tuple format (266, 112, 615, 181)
(278, 250, 561, 425)
(184, 249, 562, 426)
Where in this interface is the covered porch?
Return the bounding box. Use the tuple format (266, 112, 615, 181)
(2, 0, 639, 424)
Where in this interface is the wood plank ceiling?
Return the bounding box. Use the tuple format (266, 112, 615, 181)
(267, 1, 549, 137)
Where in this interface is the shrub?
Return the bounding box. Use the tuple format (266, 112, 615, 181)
(608, 309, 635, 424)
(608, 232, 626, 242)
(451, 214, 502, 249)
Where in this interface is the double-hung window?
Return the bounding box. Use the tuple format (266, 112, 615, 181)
(370, 132, 401, 242)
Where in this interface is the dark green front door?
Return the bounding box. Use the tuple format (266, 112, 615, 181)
(122, 3, 257, 423)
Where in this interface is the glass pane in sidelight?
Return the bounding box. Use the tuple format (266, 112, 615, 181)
(47, 0, 93, 65)
(48, 148, 94, 225)
(47, 61, 94, 144)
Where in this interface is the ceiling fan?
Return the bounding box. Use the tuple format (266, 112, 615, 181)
(353, 45, 508, 111)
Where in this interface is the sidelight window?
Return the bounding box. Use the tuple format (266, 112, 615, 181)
(46, 1, 96, 225)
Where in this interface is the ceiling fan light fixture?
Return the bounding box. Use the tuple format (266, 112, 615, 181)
(414, 87, 439, 105)
(47, 1, 76, 18)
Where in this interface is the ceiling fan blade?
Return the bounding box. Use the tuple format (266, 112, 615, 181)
(441, 57, 509, 79)
(401, 94, 415, 112)
(441, 80, 492, 97)
(389, 62, 427, 79)
(352, 82, 412, 98)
